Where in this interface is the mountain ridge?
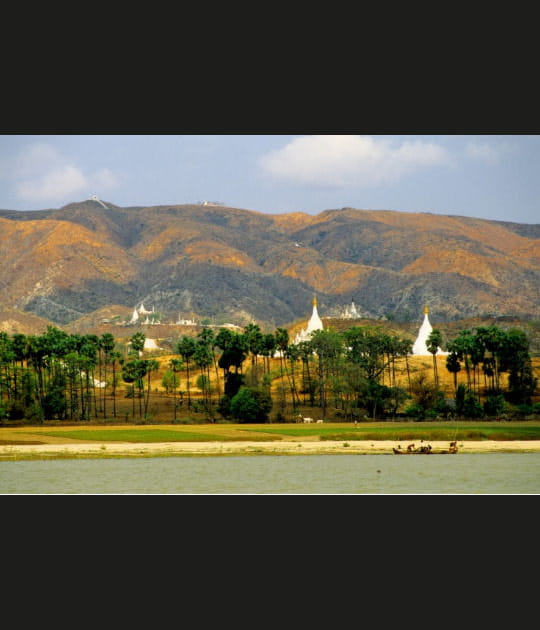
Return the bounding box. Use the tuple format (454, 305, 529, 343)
(0, 200, 538, 329)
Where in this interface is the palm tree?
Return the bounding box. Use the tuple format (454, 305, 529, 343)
(169, 358, 183, 422)
(445, 348, 462, 393)
(297, 340, 315, 405)
(122, 359, 147, 420)
(426, 329, 443, 387)
(176, 336, 196, 409)
(244, 323, 264, 368)
(144, 358, 160, 418)
(310, 329, 344, 419)
(261, 333, 276, 374)
(110, 350, 122, 419)
(285, 343, 301, 410)
(451, 330, 474, 390)
(194, 339, 214, 418)
(275, 327, 289, 383)
(130, 332, 146, 358)
(100, 333, 116, 419)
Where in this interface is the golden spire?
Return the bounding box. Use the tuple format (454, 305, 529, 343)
(313, 294, 318, 307)
(424, 305, 429, 315)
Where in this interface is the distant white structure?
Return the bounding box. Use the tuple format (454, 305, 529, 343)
(138, 303, 153, 315)
(199, 200, 225, 207)
(343, 299, 359, 319)
(411, 306, 448, 355)
(293, 295, 324, 344)
(129, 303, 158, 325)
(176, 313, 197, 325)
(143, 338, 162, 351)
(89, 195, 108, 209)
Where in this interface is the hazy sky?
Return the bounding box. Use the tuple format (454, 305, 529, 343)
(0, 134, 539, 224)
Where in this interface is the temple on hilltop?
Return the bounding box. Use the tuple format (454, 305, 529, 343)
(343, 298, 359, 319)
(293, 295, 324, 344)
(411, 305, 448, 356)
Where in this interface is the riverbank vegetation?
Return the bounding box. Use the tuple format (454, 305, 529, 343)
(0, 323, 538, 426)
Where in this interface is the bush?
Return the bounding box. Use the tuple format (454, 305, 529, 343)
(456, 385, 484, 419)
(230, 387, 272, 423)
(404, 403, 427, 420)
(217, 395, 232, 418)
(514, 403, 537, 418)
(483, 394, 507, 417)
(463, 395, 484, 418)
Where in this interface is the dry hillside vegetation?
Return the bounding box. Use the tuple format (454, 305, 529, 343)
(0, 201, 538, 328)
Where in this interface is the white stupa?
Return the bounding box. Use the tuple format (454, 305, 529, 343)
(411, 305, 448, 355)
(343, 298, 359, 319)
(294, 295, 324, 344)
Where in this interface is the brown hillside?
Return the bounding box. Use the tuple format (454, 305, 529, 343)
(0, 201, 538, 327)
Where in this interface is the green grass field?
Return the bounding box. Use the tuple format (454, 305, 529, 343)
(2, 421, 540, 446)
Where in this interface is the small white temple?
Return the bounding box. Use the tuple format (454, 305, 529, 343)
(411, 305, 448, 356)
(343, 298, 359, 319)
(293, 295, 324, 344)
(129, 303, 157, 325)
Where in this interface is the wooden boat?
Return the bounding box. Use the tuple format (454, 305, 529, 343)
(392, 441, 458, 455)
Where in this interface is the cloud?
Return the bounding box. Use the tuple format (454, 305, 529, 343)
(5, 142, 119, 206)
(259, 135, 450, 188)
(16, 165, 87, 202)
(465, 141, 505, 164)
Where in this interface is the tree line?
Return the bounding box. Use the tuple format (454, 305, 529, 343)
(0, 323, 537, 424)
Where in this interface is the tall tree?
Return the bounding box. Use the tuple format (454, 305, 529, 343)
(110, 350, 122, 418)
(100, 333, 116, 419)
(426, 328, 443, 387)
(310, 329, 343, 419)
(261, 333, 276, 374)
(500, 329, 537, 404)
(176, 336, 196, 409)
(130, 332, 146, 358)
(244, 323, 264, 368)
(445, 350, 462, 393)
(143, 358, 160, 418)
(194, 339, 214, 419)
(168, 358, 183, 422)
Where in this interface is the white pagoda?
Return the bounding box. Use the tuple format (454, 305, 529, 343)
(293, 295, 324, 344)
(343, 298, 359, 319)
(411, 305, 447, 355)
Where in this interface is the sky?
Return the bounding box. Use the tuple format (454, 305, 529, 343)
(0, 134, 539, 224)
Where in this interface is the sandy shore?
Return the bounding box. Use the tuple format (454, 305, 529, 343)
(1, 439, 540, 460)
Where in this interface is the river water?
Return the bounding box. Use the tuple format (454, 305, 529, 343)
(1, 453, 539, 494)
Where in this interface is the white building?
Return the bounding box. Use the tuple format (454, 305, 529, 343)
(293, 296, 324, 344)
(129, 303, 158, 324)
(343, 299, 359, 319)
(176, 313, 197, 325)
(411, 306, 448, 355)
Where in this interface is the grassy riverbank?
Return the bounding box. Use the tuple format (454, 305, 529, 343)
(1, 420, 540, 444)
(1, 421, 540, 462)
